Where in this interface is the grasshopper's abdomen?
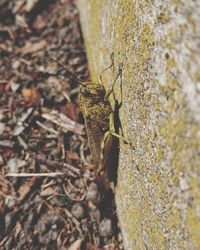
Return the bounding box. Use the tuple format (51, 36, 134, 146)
(79, 82, 112, 169)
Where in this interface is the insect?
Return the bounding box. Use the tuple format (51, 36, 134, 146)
(49, 57, 126, 185)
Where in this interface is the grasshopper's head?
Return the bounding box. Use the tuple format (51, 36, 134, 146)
(49, 58, 106, 100)
(80, 82, 106, 99)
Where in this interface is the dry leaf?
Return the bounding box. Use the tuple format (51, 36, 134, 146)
(40, 187, 57, 197)
(42, 109, 84, 135)
(0, 195, 5, 212)
(25, 0, 40, 12)
(32, 15, 46, 31)
(61, 102, 81, 122)
(16, 14, 28, 29)
(66, 151, 79, 160)
(21, 40, 47, 55)
(18, 177, 36, 201)
(68, 239, 82, 250)
(18, 184, 31, 201)
(0, 81, 8, 94)
(22, 88, 41, 106)
(14, 222, 22, 239)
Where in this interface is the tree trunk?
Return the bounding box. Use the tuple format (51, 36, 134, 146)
(77, 1, 200, 249)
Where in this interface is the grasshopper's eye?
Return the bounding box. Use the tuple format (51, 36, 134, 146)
(81, 88, 91, 97)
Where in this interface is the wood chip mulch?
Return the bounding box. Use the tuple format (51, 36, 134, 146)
(0, 0, 124, 249)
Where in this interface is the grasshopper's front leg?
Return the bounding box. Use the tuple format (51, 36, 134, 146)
(97, 53, 114, 86)
(105, 63, 123, 100)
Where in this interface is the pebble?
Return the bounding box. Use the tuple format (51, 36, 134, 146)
(71, 203, 84, 219)
(90, 207, 100, 221)
(0, 122, 6, 133)
(86, 182, 101, 205)
(74, 179, 85, 189)
(98, 218, 113, 237)
(6, 158, 26, 173)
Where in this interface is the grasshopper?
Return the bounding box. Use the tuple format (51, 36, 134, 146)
(49, 58, 126, 185)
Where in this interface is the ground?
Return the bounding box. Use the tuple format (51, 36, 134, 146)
(0, 1, 123, 249)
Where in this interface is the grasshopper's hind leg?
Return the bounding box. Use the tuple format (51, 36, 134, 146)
(109, 110, 133, 147)
(98, 131, 113, 176)
(97, 127, 131, 191)
(98, 118, 131, 177)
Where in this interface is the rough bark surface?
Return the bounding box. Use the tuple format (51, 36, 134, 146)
(77, 1, 200, 249)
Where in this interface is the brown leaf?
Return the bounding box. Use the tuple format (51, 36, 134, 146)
(68, 239, 82, 250)
(0, 81, 8, 95)
(61, 102, 81, 122)
(14, 222, 22, 239)
(0, 195, 5, 212)
(32, 15, 46, 31)
(22, 88, 41, 106)
(40, 187, 57, 197)
(3, 148, 13, 161)
(66, 151, 79, 160)
(18, 177, 36, 201)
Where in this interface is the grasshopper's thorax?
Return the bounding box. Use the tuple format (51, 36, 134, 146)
(79, 82, 112, 169)
(79, 82, 106, 101)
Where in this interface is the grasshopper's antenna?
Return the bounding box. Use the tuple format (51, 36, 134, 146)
(49, 57, 85, 86)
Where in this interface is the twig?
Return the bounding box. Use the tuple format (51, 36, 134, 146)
(6, 172, 63, 177)
(41, 109, 84, 135)
(36, 120, 59, 135)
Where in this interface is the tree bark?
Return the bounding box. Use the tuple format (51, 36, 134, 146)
(77, 1, 200, 249)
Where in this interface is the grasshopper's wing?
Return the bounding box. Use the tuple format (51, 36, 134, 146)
(99, 128, 121, 187)
(83, 113, 103, 166)
(82, 104, 111, 167)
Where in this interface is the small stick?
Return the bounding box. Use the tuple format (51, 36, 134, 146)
(6, 172, 63, 177)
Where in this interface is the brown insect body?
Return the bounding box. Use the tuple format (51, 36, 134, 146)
(48, 58, 116, 181)
(79, 82, 113, 172)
